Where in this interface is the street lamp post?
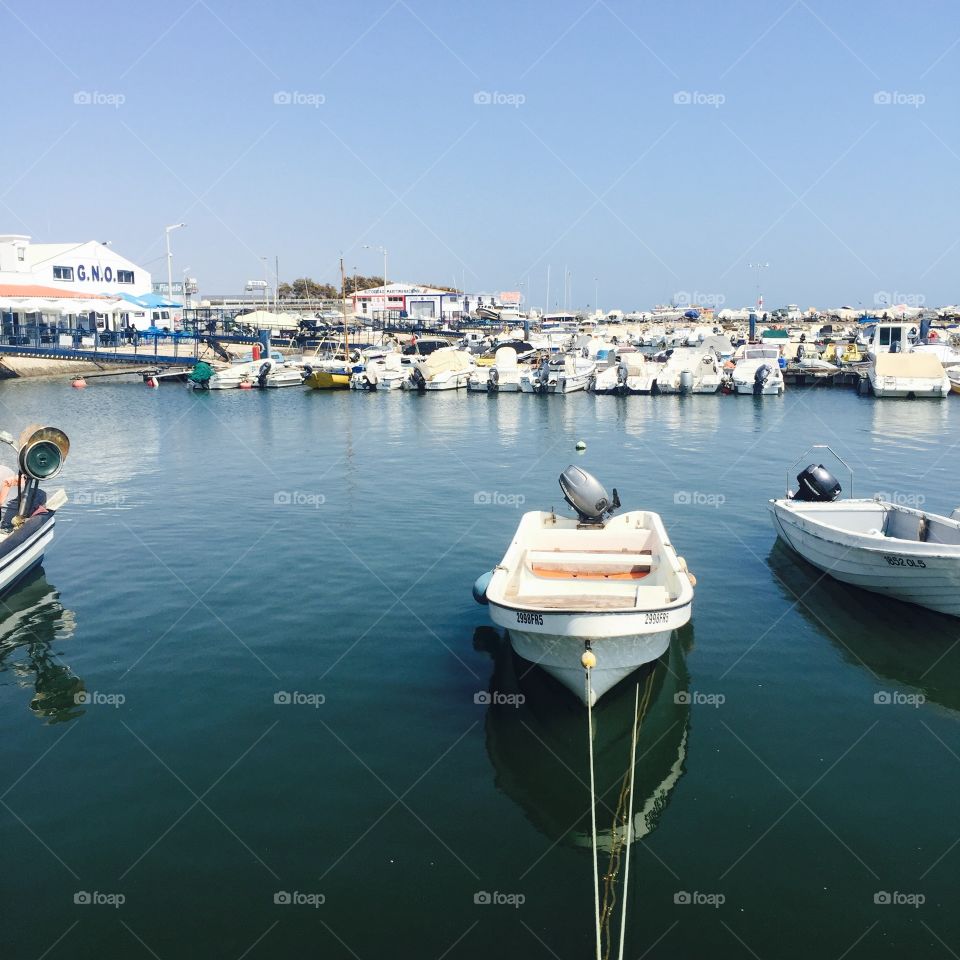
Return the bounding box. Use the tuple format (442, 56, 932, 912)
(165, 223, 186, 306)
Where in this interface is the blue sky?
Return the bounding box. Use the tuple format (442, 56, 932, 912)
(2, 0, 959, 310)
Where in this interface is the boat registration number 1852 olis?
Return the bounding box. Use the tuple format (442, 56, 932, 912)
(516, 612, 544, 625)
(884, 556, 926, 569)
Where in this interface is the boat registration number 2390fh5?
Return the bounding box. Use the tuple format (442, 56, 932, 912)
(474, 465, 696, 706)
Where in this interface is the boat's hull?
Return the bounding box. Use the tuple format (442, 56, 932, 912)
(489, 600, 691, 704)
(263, 374, 304, 388)
(306, 371, 350, 389)
(467, 378, 522, 393)
(659, 382, 721, 394)
(734, 380, 783, 395)
(770, 501, 960, 616)
(867, 369, 949, 398)
(0, 512, 56, 597)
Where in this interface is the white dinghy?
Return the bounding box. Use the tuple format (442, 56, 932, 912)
(771, 460, 960, 617)
(474, 466, 695, 705)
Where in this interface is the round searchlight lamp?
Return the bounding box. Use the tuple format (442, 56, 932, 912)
(17, 426, 70, 481)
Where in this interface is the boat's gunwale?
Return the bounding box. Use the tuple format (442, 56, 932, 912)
(486, 508, 694, 614)
(769, 497, 960, 558)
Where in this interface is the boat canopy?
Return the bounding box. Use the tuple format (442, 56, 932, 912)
(874, 353, 945, 377)
(422, 347, 472, 378)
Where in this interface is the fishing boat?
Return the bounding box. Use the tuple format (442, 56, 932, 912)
(948, 367, 960, 395)
(406, 346, 474, 390)
(519, 355, 596, 394)
(256, 357, 305, 388)
(770, 462, 960, 617)
(0, 426, 69, 597)
(655, 346, 723, 394)
(868, 352, 949, 398)
(590, 353, 661, 394)
(731, 345, 785, 395)
(467, 346, 523, 392)
(349, 352, 407, 390)
(473, 466, 695, 705)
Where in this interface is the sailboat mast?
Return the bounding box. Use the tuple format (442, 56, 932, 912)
(341, 257, 349, 357)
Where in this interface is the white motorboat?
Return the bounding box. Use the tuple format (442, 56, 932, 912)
(731, 345, 785, 395)
(0, 427, 69, 597)
(868, 352, 949, 398)
(255, 357, 305, 388)
(519, 355, 596, 394)
(194, 362, 256, 390)
(656, 346, 723, 394)
(407, 346, 474, 391)
(467, 346, 524, 393)
(474, 466, 695, 705)
(770, 462, 960, 617)
(349, 352, 407, 390)
(914, 340, 960, 368)
(590, 353, 661, 394)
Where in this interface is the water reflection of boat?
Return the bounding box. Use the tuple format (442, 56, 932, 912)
(0, 570, 82, 723)
(767, 541, 960, 713)
(477, 624, 692, 849)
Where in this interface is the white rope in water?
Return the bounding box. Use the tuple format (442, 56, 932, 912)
(616, 683, 642, 960)
(585, 666, 602, 960)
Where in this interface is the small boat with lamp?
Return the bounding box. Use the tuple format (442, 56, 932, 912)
(473, 466, 695, 705)
(0, 425, 70, 596)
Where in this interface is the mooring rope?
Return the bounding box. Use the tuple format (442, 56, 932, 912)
(584, 652, 602, 960)
(591, 665, 657, 960)
(616, 682, 643, 960)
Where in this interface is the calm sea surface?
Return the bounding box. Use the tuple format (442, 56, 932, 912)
(2, 380, 959, 958)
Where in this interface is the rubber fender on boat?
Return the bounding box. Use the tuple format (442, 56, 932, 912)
(472, 570, 493, 605)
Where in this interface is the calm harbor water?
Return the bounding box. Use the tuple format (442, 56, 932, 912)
(2, 380, 959, 959)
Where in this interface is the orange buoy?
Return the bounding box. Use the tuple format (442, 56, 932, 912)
(239, 382, 253, 389)
(71, 378, 87, 389)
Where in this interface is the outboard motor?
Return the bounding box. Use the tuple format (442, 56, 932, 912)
(616, 361, 630, 393)
(792, 464, 841, 502)
(753, 364, 771, 395)
(257, 361, 271, 388)
(559, 465, 620, 526)
(796, 343, 806, 361)
(487, 367, 500, 393)
(533, 360, 550, 394)
(679, 369, 694, 395)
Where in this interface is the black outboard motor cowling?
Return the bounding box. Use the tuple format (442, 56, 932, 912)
(792, 463, 841, 502)
(753, 363, 772, 396)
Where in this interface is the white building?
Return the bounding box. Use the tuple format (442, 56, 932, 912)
(0, 235, 152, 297)
(351, 282, 514, 324)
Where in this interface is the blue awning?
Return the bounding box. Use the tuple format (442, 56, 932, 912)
(107, 292, 181, 309)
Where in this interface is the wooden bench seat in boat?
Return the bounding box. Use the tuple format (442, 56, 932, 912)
(504, 583, 671, 611)
(525, 549, 655, 580)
